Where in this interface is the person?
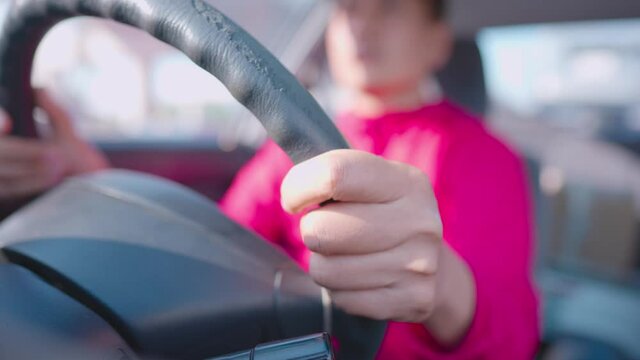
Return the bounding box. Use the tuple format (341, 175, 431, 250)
(220, 0, 539, 358)
(0, 90, 107, 200)
(0, 0, 539, 357)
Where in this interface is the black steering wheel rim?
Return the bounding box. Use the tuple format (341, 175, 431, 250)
(0, 0, 349, 164)
(0, 0, 387, 358)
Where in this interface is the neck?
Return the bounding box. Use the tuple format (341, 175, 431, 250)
(348, 82, 437, 118)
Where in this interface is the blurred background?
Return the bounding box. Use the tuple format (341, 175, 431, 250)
(0, 0, 639, 358)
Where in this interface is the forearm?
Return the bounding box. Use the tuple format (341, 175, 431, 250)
(424, 244, 476, 347)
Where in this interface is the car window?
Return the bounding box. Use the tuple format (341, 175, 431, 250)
(479, 19, 640, 141)
(25, 0, 326, 148)
(479, 19, 640, 282)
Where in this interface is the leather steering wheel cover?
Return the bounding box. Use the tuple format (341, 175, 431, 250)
(0, 0, 386, 358)
(0, 0, 349, 163)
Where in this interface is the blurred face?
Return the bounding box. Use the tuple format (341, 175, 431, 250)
(326, 0, 451, 96)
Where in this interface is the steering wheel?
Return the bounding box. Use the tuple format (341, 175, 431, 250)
(0, 0, 347, 163)
(0, 0, 386, 359)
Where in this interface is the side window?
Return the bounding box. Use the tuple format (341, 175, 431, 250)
(479, 20, 640, 139)
(30, 0, 318, 149)
(478, 19, 640, 280)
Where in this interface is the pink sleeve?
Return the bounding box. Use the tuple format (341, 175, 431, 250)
(221, 130, 539, 359)
(436, 133, 540, 359)
(382, 133, 540, 359)
(218, 141, 296, 254)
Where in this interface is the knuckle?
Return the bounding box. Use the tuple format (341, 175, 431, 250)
(406, 252, 438, 276)
(409, 285, 436, 320)
(400, 169, 442, 239)
(321, 153, 345, 199)
(406, 168, 438, 206)
(403, 239, 439, 277)
(406, 165, 431, 190)
(414, 212, 443, 240)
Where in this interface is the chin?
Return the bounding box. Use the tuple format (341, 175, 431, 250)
(339, 73, 385, 93)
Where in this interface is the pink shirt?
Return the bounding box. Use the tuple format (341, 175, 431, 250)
(220, 100, 540, 359)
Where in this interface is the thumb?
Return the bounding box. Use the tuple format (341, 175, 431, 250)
(0, 107, 11, 135)
(34, 89, 77, 141)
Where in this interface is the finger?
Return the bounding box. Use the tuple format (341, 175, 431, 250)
(0, 161, 41, 179)
(0, 149, 65, 199)
(34, 89, 77, 141)
(0, 149, 64, 180)
(309, 239, 438, 291)
(310, 252, 396, 291)
(0, 142, 66, 184)
(0, 108, 11, 135)
(331, 288, 396, 320)
(0, 137, 51, 162)
(281, 150, 425, 214)
(0, 174, 60, 199)
(300, 200, 441, 255)
(331, 281, 436, 322)
(330, 288, 400, 321)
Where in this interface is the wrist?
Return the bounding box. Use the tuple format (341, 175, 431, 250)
(424, 244, 477, 347)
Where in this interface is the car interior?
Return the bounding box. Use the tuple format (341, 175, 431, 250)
(0, 0, 639, 359)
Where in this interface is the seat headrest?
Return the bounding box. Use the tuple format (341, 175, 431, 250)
(437, 38, 488, 117)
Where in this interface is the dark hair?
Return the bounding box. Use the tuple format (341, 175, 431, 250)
(429, 0, 447, 21)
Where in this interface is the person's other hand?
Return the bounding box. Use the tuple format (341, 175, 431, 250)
(281, 150, 476, 346)
(0, 90, 108, 200)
